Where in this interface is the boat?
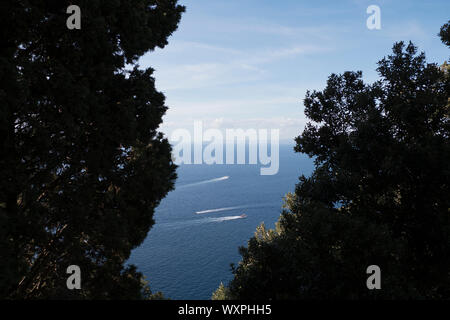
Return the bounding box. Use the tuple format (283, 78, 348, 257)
(240, 214, 247, 218)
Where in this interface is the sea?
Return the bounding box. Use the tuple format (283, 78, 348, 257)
(128, 144, 314, 300)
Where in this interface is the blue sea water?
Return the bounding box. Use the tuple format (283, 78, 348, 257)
(128, 144, 314, 300)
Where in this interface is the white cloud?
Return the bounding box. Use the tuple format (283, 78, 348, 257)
(385, 21, 427, 40)
(160, 116, 307, 142)
(138, 18, 336, 141)
(164, 96, 300, 116)
(145, 43, 330, 91)
(152, 61, 266, 90)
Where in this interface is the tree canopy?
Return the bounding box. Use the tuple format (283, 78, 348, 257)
(0, 0, 184, 299)
(215, 22, 450, 299)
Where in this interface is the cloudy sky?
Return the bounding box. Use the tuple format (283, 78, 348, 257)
(139, 0, 449, 142)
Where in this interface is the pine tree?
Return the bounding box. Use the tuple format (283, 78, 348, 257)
(0, 0, 184, 299)
(215, 22, 450, 300)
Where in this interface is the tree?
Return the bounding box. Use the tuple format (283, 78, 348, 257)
(214, 23, 450, 300)
(440, 21, 450, 46)
(0, 0, 184, 299)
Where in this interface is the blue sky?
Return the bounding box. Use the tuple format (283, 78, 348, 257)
(139, 0, 449, 142)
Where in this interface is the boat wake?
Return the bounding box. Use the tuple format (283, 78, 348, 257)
(178, 176, 229, 189)
(210, 215, 246, 222)
(195, 205, 245, 215)
(195, 202, 278, 215)
(158, 214, 247, 230)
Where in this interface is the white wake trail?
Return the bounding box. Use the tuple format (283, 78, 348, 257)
(210, 216, 246, 222)
(195, 202, 279, 215)
(195, 206, 243, 215)
(178, 176, 229, 189)
(158, 215, 246, 230)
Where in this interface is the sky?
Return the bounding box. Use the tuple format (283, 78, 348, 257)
(139, 0, 450, 142)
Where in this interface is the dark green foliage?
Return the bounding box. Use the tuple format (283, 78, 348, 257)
(440, 20, 450, 46)
(215, 31, 450, 299)
(0, 1, 184, 299)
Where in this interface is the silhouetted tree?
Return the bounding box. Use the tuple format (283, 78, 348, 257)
(440, 21, 450, 46)
(0, 0, 184, 299)
(215, 23, 450, 299)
